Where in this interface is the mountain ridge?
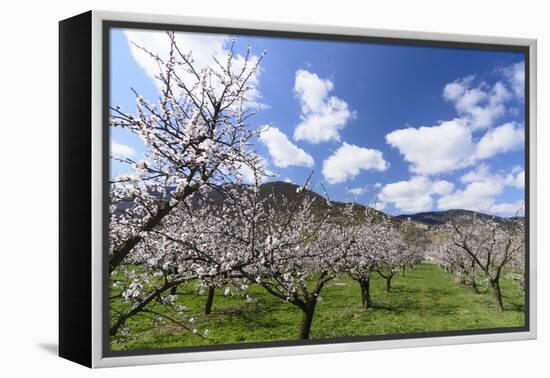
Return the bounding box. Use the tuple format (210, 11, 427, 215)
(115, 180, 517, 226)
(263, 182, 518, 226)
(395, 209, 520, 226)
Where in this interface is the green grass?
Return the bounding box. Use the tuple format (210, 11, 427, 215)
(110, 263, 525, 351)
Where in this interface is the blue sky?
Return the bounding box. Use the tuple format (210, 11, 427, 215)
(109, 27, 525, 216)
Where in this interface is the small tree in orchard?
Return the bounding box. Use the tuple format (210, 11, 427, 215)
(338, 208, 388, 308)
(158, 183, 267, 316)
(508, 233, 526, 292)
(238, 187, 349, 340)
(429, 240, 480, 292)
(444, 215, 524, 311)
(109, 32, 266, 272)
(375, 220, 406, 292)
(400, 220, 429, 274)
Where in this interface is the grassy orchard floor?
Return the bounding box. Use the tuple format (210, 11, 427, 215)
(110, 263, 525, 351)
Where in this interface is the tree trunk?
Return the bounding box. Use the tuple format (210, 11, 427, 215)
(459, 271, 466, 285)
(170, 285, 178, 295)
(385, 276, 392, 292)
(402, 266, 406, 277)
(470, 265, 480, 294)
(204, 286, 215, 315)
(300, 299, 316, 340)
(471, 276, 480, 294)
(359, 278, 373, 308)
(491, 279, 505, 311)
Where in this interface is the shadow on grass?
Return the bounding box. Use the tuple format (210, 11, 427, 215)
(369, 300, 462, 317)
(369, 303, 401, 312)
(366, 284, 465, 317)
(503, 302, 524, 312)
(204, 301, 294, 330)
(210, 308, 247, 316)
(239, 313, 290, 329)
(390, 285, 455, 296)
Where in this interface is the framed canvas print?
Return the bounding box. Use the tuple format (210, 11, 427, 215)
(59, 10, 537, 368)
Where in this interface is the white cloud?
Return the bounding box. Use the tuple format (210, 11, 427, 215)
(490, 81, 512, 106)
(293, 70, 354, 143)
(123, 29, 264, 108)
(437, 181, 503, 212)
(509, 170, 525, 189)
(459, 163, 493, 184)
(386, 120, 525, 176)
(475, 122, 524, 159)
(235, 157, 273, 184)
(294, 69, 333, 114)
(379, 176, 454, 213)
(379, 165, 523, 214)
(461, 163, 524, 189)
(500, 61, 525, 101)
(322, 142, 388, 184)
(111, 140, 135, 157)
(432, 180, 455, 195)
(347, 187, 366, 196)
(443, 76, 486, 112)
(283, 178, 294, 184)
(438, 164, 524, 212)
(443, 76, 511, 130)
(386, 119, 476, 175)
(258, 126, 314, 168)
(373, 201, 387, 211)
(384, 65, 525, 213)
(388, 65, 525, 176)
(488, 201, 524, 216)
